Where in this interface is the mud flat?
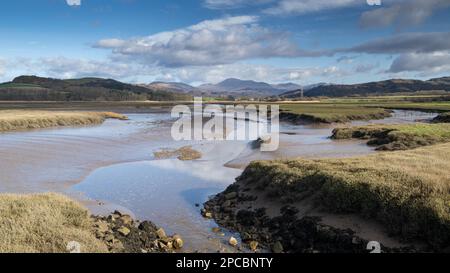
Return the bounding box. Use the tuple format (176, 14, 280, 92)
(204, 142, 450, 253)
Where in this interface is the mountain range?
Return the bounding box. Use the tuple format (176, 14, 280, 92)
(283, 77, 450, 98)
(145, 78, 303, 97)
(1, 75, 449, 101)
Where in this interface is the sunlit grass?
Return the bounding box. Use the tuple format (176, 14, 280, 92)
(0, 110, 128, 132)
(280, 104, 391, 123)
(0, 193, 107, 253)
(240, 142, 450, 248)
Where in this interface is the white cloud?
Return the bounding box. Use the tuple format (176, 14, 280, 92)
(203, 0, 273, 9)
(1, 56, 348, 85)
(156, 63, 347, 85)
(66, 0, 81, 6)
(264, 0, 361, 15)
(15, 57, 150, 80)
(94, 16, 317, 68)
(342, 32, 450, 54)
(360, 0, 450, 28)
(0, 59, 5, 77)
(388, 51, 450, 75)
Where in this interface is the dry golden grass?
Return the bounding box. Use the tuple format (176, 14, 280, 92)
(241, 143, 450, 248)
(0, 110, 128, 132)
(0, 193, 108, 253)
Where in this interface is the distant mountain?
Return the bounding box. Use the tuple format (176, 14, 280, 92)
(281, 77, 450, 98)
(271, 83, 302, 92)
(0, 76, 191, 101)
(142, 82, 200, 94)
(279, 83, 330, 98)
(199, 78, 301, 97)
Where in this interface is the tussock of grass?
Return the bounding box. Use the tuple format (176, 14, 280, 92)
(280, 104, 391, 123)
(0, 110, 128, 132)
(154, 146, 202, 161)
(239, 143, 450, 249)
(433, 112, 450, 123)
(332, 123, 450, 150)
(0, 193, 107, 253)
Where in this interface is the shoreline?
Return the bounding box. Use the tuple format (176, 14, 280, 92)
(203, 142, 450, 253)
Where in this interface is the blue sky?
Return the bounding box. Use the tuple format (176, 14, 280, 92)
(1, 0, 450, 85)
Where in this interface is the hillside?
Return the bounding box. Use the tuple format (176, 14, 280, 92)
(0, 76, 190, 101)
(199, 78, 301, 97)
(281, 77, 450, 98)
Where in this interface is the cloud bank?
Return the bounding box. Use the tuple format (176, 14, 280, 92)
(94, 16, 319, 68)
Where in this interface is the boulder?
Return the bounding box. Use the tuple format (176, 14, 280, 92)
(272, 241, 284, 253)
(229, 237, 238, 247)
(173, 234, 184, 249)
(156, 228, 167, 239)
(225, 192, 238, 200)
(249, 241, 259, 252)
(117, 226, 131, 236)
(120, 215, 133, 225)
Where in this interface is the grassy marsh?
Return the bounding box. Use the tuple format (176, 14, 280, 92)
(0, 193, 107, 253)
(0, 110, 128, 132)
(239, 142, 450, 249)
(279, 104, 391, 123)
(332, 123, 450, 150)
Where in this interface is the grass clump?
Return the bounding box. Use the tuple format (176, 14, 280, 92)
(0, 110, 128, 132)
(239, 143, 450, 249)
(332, 123, 450, 150)
(154, 146, 202, 161)
(0, 193, 107, 253)
(433, 112, 450, 123)
(280, 104, 391, 123)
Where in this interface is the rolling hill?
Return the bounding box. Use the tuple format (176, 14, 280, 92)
(0, 76, 191, 101)
(281, 77, 450, 98)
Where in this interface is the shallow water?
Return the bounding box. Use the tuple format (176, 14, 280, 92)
(0, 109, 437, 252)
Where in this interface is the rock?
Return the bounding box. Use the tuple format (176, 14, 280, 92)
(139, 221, 158, 233)
(352, 236, 362, 245)
(222, 200, 232, 208)
(173, 235, 184, 249)
(272, 241, 284, 253)
(117, 226, 131, 236)
(114, 210, 124, 217)
(95, 221, 109, 233)
(166, 241, 173, 249)
(120, 215, 133, 225)
(225, 192, 238, 200)
(249, 241, 259, 252)
(156, 228, 167, 239)
(202, 212, 213, 218)
(229, 237, 238, 247)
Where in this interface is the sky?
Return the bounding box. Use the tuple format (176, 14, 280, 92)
(1, 0, 450, 86)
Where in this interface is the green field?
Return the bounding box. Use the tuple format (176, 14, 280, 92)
(279, 103, 391, 123)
